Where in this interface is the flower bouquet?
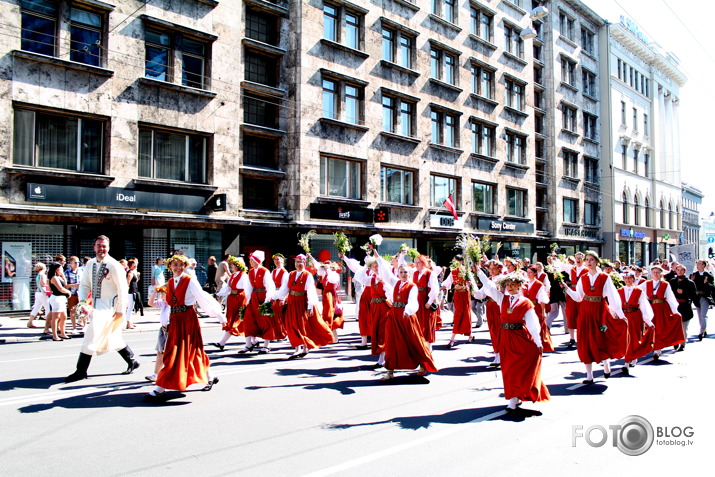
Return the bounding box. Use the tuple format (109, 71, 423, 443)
(333, 232, 352, 254)
(238, 305, 246, 321)
(399, 243, 420, 261)
(74, 300, 93, 325)
(298, 230, 317, 254)
(360, 234, 383, 253)
(155, 285, 167, 294)
(610, 271, 625, 289)
(258, 301, 274, 317)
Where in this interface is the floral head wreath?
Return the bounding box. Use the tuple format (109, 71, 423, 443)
(166, 254, 190, 266)
(228, 255, 247, 272)
(272, 253, 286, 260)
(494, 272, 528, 292)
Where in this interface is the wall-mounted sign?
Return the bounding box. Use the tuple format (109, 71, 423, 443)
(620, 228, 646, 239)
(564, 227, 600, 239)
(430, 213, 464, 229)
(310, 202, 373, 222)
(374, 207, 390, 223)
(620, 15, 650, 45)
(476, 218, 534, 234)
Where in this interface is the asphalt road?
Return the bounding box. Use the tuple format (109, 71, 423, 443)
(0, 306, 712, 477)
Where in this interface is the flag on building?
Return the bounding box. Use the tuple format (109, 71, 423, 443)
(443, 195, 458, 220)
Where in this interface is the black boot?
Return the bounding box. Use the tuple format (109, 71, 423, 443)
(117, 346, 140, 375)
(64, 353, 92, 383)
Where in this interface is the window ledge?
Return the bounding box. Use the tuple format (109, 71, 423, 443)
(241, 81, 286, 98)
(468, 34, 497, 50)
(239, 208, 289, 219)
(379, 131, 421, 144)
(242, 38, 287, 56)
(583, 137, 599, 145)
(12, 50, 114, 77)
(428, 77, 463, 93)
(533, 58, 545, 67)
(504, 106, 529, 118)
(139, 77, 217, 98)
(534, 106, 547, 114)
(319, 117, 369, 132)
(504, 215, 529, 222)
(470, 93, 498, 106)
(503, 51, 528, 66)
(561, 128, 580, 138)
(377, 202, 421, 210)
(131, 178, 217, 193)
(582, 50, 597, 61)
(320, 39, 369, 59)
(240, 124, 286, 137)
(317, 196, 370, 207)
(391, 0, 420, 11)
(239, 165, 287, 178)
(504, 162, 530, 171)
(73, 0, 116, 11)
(533, 83, 546, 92)
(428, 207, 464, 216)
(470, 153, 499, 163)
(428, 142, 464, 154)
(428, 14, 462, 33)
(470, 212, 500, 218)
(560, 81, 579, 93)
(243, 0, 289, 17)
(559, 35, 579, 48)
(503, 0, 527, 15)
(380, 60, 421, 77)
(4, 166, 115, 185)
(141, 15, 218, 41)
(563, 176, 581, 184)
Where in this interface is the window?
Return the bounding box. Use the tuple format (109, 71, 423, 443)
(583, 69, 597, 97)
(471, 121, 495, 157)
(585, 202, 598, 226)
(245, 51, 277, 87)
(643, 114, 649, 134)
(559, 12, 575, 41)
(563, 150, 578, 178)
(70, 8, 103, 67)
(617, 59, 622, 80)
(13, 108, 104, 173)
(470, 6, 492, 42)
(243, 135, 277, 169)
(561, 57, 576, 86)
(623, 192, 630, 224)
(431, 109, 459, 148)
(644, 197, 651, 227)
(562, 104, 577, 132)
(381, 166, 414, 204)
(584, 157, 598, 184)
(621, 145, 628, 169)
(138, 127, 207, 184)
(644, 153, 650, 178)
(472, 182, 494, 214)
(471, 63, 494, 99)
(504, 25, 523, 59)
(382, 26, 414, 69)
(430, 46, 458, 85)
(621, 101, 627, 125)
(669, 202, 674, 229)
(244, 94, 279, 128)
(505, 79, 525, 111)
(660, 200, 666, 228)
(632, 108, 638, 131)
(505, 131, 526, 164)
(243, 177, 277, 210)
(20, 0, 58, 57)
(507, 188, 526, 217)
(533, 66, 543, 85)
(583, 113, 597, 141)
(581, 28, 595, 55)
(382, 94, 416, 137)
(633, 149, 639, 174)
(322, 75, 364, 125)
(246, 8, 278, 45)
(432, 0, 457, 23)
(535, 138, 544, 160)
(324, 3, 363, 50)
(563, 198, 578, 223)
(320, 156, 362, 199)
(145, 29, 210, 89)
(634, 196, 641, 226)
(430, 175, 457, 208)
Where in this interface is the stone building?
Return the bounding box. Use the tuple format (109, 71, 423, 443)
(681, 182, 702, 259)
(598, 15, 686, 265)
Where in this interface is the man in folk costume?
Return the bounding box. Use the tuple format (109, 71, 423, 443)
(342, 253, 375, 350)
(377, 263, 438, 381)
(65, 236, 140, 383)
(524, 265, 554, 352)
(689, 259, 712, 341)
(241, 250, 277, 354)
(619, 271, 655, 370)
(144, 255, 226, 402)
(557, 252, 588, 348)
(413, 255, 440, 350)
(270, 253, 289, 340)
(274, 254, 334, 359)
(210, 256, 249, 351)
(476, 270, 550, 412)
(668, 264, 698, 352)
(638, 265, 684, 360)
(311, 256, 344, 343)
(562, 251, 628, 384)
(440, 255, 476, 348)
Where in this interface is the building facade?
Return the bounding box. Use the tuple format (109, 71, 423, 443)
(599, 16, 686, 266)
(681, 182, 702, 259)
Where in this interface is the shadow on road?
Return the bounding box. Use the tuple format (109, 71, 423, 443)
(18, 386, 192, 413)
(246, 374, 431, 395)
(0, 376, 65, 391)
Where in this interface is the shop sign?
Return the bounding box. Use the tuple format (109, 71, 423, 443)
(564, 227, 600, 238)
(620, 228, 646, 239)
(476, 218, 534, 234)
(27, 183, 206, 213)
(310, 202, 373, 223)
(430, 213, 464, 229)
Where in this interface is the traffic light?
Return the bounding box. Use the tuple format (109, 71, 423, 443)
(709, 247, 713, 259)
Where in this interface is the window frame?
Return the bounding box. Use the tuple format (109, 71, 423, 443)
(505, 78, 525, 111)
(472, 181, 495, 214)
(563, 197, 578, 224)
(380, 165, 415, 205)
(559, 11, 575, 41)
(470, 120, 495, 157)
(506, 187, 527, 218)
(323, 2, 365, 51)
(505, 130, 526, 165)
(562, 104, 577, 133)
(504, 24, 524, 59)
(319, 154, 363, 200)
(321, 72, 366, 126)
(381, 91, 417, 138)
(584, 201, 598, 226)
(563, 149, 578, 178)
(381, 23, 416, 70)
(430, 107, 460, 148)
(470, 61, 495, 99)
(138, 124, 209, 184)
(470, 4, 493, 43)
(430, 174, 459, 209)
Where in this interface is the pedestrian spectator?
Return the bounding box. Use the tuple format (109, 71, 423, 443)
(47, 262, 72, 341)
(28, 263, 48, 329)
(669, 264, 697, 351)
(205, 256, 218, 293)
(690, 259, 713, 340)
(65, 256, 82, 331)
(152, 258, 166, 287)
(125, 259, 139, 329)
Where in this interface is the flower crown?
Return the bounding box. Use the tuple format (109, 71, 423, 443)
(166, 254, 190, 266)
(228, 255, 247, 272)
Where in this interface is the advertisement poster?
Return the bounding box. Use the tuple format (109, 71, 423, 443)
(2, 242, 32, 283)
(174, 244, 196, 259)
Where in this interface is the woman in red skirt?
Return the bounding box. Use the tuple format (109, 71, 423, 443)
(524, 265, 554, 352)
(413, 255, 439, 350)
(313, 258, 344, 343)
(620, 271, 655, 370)
(440, 255, 476, 348)
(563, 251, 628, 384)
(342, 254, 376, 350)
(483, 260, 504, 367)
(210, 256, 249, 351)
(144, 255, 226, 402)
(270, 254, 289, 341)
(638, 265, 684, 360)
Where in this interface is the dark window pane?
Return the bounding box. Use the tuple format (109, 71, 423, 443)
(188, 136, 206, 184)
(21, 13, 56, 56)
(244, 136, 277, 168)
(138, 130, 153, 178)
(246, 9, 276, 44)
(70, 26, 101, 66)
(146, 46, 169, 81)
(154, 131, 186, 181)
(243, 178, 276, 210)
(21, 0, 57, 16)
(182, 55, 204, 88)
(80, 119, 102, 173)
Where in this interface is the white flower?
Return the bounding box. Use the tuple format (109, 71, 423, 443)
(370, 234, 383, 246)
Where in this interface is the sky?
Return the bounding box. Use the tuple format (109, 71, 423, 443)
(586, 0, 715, 215)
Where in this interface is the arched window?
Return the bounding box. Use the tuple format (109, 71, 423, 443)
(622, 191, 629, 224)
(634, 195, 641, 226)
(669, 201, 674, 229)
(644, 197, 652, 227)
(660, 199, 666, 228)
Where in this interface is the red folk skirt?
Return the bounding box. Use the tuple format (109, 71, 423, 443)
(535, 303, 554, 352)
(284, 294, 334, 349)
(370, 299, 391, 355)
(576, 299, 629, 364)
(486, 299, 501, 353)
(652, 303, 685, 349)
(384, 307, 438, 373)
(223, 290, 247, 336)
(624, 309, 656, 362)
(416, 289, 437, 343)
(451, 289, 473, 336)
(357, 286, 372, 337)
(499, 326, 550, 403)
(156, 307, 210, 391)
(270, 299, 288, 340)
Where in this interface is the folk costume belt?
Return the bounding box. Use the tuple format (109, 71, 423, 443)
(697, 291, 707, 295)
(583, 295, 602, 302)
(623, 306, 639, 313)
(253, 288, 266, 293)
(230, 289, 243, 295)
(677, 299, 688, 303)
(417, 287, 429, 292)
(170, 305, 193, 314)
(454, 288, 468, 293)
(501, 322, 524, 330)
(392, 302, 407, 308)
(289, 290, 306, 296)
(371, 297, 386, 304)
(650, 299, 665, 304)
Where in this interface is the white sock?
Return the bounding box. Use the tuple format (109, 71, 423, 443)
(493, 353, 500, 364)
(360, 336, 368, 346)
(218, 332, 231, 346)
(603, 360, 611, 374)
(585, 363, 593, 380)
(630, 359, 637, 367)
(152, 385, 165, 395)
(428, 343, 433, 352)
(377, 352, 385, 365)
(507, 397, 518, 409)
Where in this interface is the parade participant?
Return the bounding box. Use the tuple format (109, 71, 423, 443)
(440, 255, 476, 348)
(545, 257, 566, 331)
(485, 260, 504, 367)
(639, 265, 684, 360)
(205, 256, 218, 294)
(524, 266, 554, 352)
(562, 251, 628, 384)
(273, 254, 334, 359)
(28, 263, 48, 330)
(663, 261, 677, 282)
(390, 250, 406, 277)
(619, 272, 655, 370)
(144, 254, 226, 402)
(64, 236, 140, 383)
(311, 257, 344, 343)
(413, 255, 439, 350)
(47, 262, 72, 341)
(503, 258, 519, 275)
(342, 254, 375, 349)
(241, 251, 277, 353)
(669, 264, 697, 351)
(356, 253, 394, 369)
(145, 285, 170, 382)
(430, 258, 444, 332)
(270, 254, 289, 339)
(476, 270, 549, 412)
(378, 264, 437, 381)
(633, 266, 647, 286)
(210, 256, 249, 351)
(557, 252, 588, 348)
(690, 260, 712, 340)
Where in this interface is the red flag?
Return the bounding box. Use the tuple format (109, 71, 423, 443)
(443, 195, 458, 220)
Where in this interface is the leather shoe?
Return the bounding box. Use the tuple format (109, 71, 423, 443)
(582, 379, 594, 385)
(447, 340, 454, 349)
(122, 360, 140, 375)
(371, 363, 384, 370)
(143, 391, 168, 402)
(621, 366, 629, 376)
(604, 372, 611, 379)
(489, 362, 501, 368)
(210, 342, 225, 351)
(257, 348, 269, 354)
(567, 339, 576, 349)
(202, 377, 219, 392)
(354, 345, 369, 350)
